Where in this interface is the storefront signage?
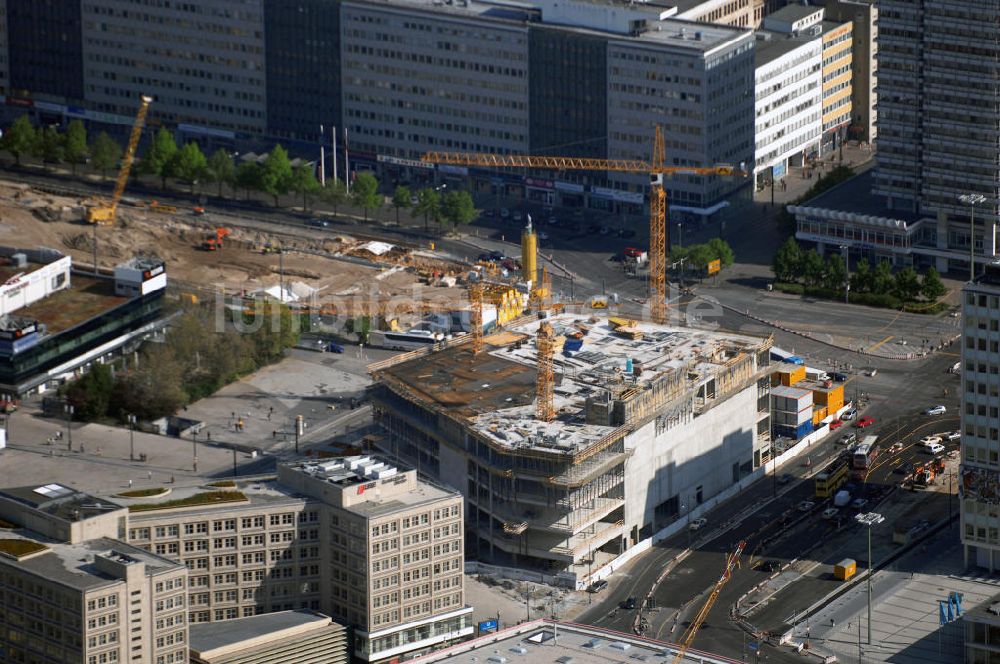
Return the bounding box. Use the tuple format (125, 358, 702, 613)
(378, 154, 434, 170)
(555, 181, 585, 194)
(525, 177, 554, 190)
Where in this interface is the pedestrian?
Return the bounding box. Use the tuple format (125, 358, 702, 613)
(207, 431, 212, 441)
(128, 479, 133, 489)
(147, 471, 152, 481)
(170, 475, 175, 484)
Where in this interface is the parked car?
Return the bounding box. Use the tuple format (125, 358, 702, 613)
(623, 597, 637, 610)
(589, 579, 609, 593)
(537, 232, 549, 240)
(623, 247, 645, 258)
(841, 409, 859, 421)
(867, 368, 878, 377)
(919, 435, 942, 447)
(924, 442, 945, 455)
(689, 517, 708, 531)
(946, 430, 962, 441)
(798, 501, 816, 512)
(851, 498, 869, 510)
(500, 208, 510, 219)
(856, 416, 876, 428)
(822, 508, 840, 520)
(830, 419, 844, 431)
(839, 432, 858, 446)
(326, 342, 345, 354)
(925, 405, 947, 416)
(306, 218, 329, 228)
(830, 372, 847, 382)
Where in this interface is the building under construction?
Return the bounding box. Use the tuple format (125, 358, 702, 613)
(370, 314, 772, 584)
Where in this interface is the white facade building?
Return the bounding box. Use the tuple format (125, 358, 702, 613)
(753, 30, 822, 187)
(0, 251, 71, 317)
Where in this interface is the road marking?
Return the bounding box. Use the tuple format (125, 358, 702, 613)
(876, 310, 903, 333)
(867, 335, 893, 353)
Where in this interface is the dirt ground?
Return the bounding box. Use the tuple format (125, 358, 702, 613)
(0, 179, 466, 315)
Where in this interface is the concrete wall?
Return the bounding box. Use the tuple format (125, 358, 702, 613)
(624, 386, 758, 536)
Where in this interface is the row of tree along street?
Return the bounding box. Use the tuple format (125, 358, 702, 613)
(772, 237, 947, 311)
(0, 114, 478, 232)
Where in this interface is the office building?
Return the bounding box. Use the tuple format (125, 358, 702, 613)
(752, 29, 822, 188)
(277, 459, 472, 662)
(0, 483, 189, 664)
(965, 593, 1000, 664)
(189, 610, 348, 664)
(762, 5, 851, 156)
(0, 250, 168, 399)
(960, 262, 1000, 572)
(371, 314, 772, 584)
(815, 0, 877, 143)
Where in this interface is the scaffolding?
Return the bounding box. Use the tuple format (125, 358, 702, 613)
(470, 282, 484, 355)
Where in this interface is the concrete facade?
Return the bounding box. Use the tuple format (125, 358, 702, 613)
(79, 0, 266, 134)
(817, 0, 877, 143)
(752, 30, 822, 187)
(961, 264, 1000, 572)
(819, 18, 853, 154)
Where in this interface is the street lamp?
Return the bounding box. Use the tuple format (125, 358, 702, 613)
(127, 414, 137, 461)
(855, 512, 885, 645)
(958, 193, 987, 281)
(64, 404, 74, 452)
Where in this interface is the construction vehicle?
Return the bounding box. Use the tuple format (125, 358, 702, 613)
(913, 457, 945, 488)
(86, 95, 153, 224)
(589, 295, 609, 309)
(201, 227, 231, 251)
(423, 126, 745, 324)
(149, 200, 178, 214)
(670, 540, 745, 664)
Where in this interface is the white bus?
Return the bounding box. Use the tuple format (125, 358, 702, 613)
(369, 329, 450, 351)
(852, 435, 880, 470)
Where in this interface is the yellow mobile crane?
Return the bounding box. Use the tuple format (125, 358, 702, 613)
(671, 540, 745, 664)
(86, 94, 153, 224)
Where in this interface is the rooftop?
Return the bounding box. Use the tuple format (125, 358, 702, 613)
(121, 480, 307, 519)
(755, 30, 820, 68)
(0, 484, 125, 523)
(0, 533, 182, 590)
(379, 314, 767, 455)
(15, 274, 127, 335)
(413, 619, 740, 664)
(792, 170, 923, 225)
(766, 3, 824, 24)
(190, 609, 337, 656)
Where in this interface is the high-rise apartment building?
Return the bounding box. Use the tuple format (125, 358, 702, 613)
(875, 0, 999, 225)
(960, 263, 1000, 571)
(0, 484, 189, 664)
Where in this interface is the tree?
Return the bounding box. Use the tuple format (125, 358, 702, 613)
(143, 127, 178, 188)
(921, 266, 946, 301)
(64, 363, 114, 421)
(687, 244, 715, 272)
(850, 257, 871, 293)
(243, 301, 300, 365)
(824, 253, 847, 292)
(391, 185, 412, 226)
(2, 115, 36, 165)
(893, 266, 920, 301)
(319, 178, 348, 216)
(706, 237, 735, 268)
(772, 237, 802, 283)
(352, 171, 381, 222)
(260, 144, 293, 207)
(412, 188, 442, 232)
(64, 120, 88, 174)
(206, 149, 236, 198)
(289, 164, 321, 210)
(170, 141, 208, 193)
(236, 161, 263, 200)
(802, 249, 825, 287)
(33, 125, 64, 168)
(871, 259, 893, 295)
(90, 132, 122, 181)
(440, 190, 477, 231)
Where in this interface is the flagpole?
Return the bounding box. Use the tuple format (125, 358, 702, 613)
(344, 126, 351, 194)
(319, 124, 326, 187)
(332, 125, 339, 184)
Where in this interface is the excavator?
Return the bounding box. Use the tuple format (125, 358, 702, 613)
(201, 227, 231, 251)
(86, 95, 153, 224)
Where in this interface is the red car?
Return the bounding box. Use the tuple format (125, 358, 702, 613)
(856, 416, 875, 428)
(830, 419, 843, 431)
(623, 247, 645, 258)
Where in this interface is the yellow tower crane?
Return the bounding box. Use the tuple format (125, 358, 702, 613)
(469, 282, 484, 355)
(423, 126, 745, 324)
(671, 540, 745, 664)
(86, 94, 153, 224)
(535, 321, 556, 422)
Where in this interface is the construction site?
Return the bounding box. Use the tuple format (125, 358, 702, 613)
(369, 309, 773, 586)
